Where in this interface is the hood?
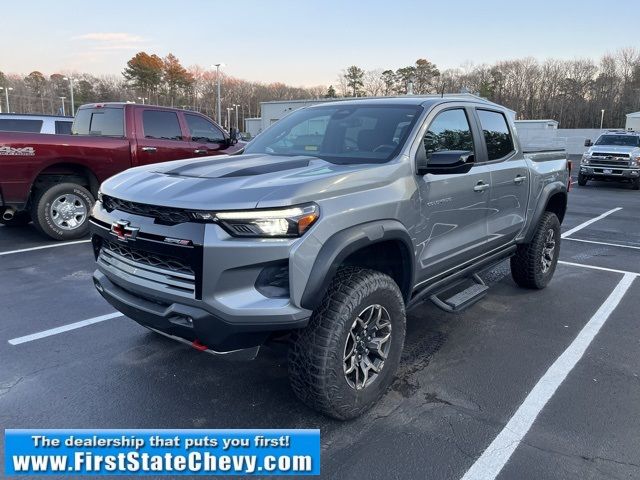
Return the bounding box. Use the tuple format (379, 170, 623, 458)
(589, 145, 639, 156)
(100, 153, 395, 210)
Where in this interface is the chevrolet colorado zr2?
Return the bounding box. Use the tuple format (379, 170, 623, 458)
(89, 97, 569, 419)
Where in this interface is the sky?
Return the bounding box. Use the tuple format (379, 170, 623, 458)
(1, 0, 637, 87)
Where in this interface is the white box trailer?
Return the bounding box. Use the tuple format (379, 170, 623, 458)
(625, 112, 640, 131)
(514, 120, 559, 150)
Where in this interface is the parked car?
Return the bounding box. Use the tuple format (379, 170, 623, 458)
(580, 130, 640, 189)
(90, 96, 569, 419)
(0, 103, 243, 239)
(0, 113, 73, 135)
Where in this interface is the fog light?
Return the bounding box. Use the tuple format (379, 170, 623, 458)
(255, 261, 290, 298)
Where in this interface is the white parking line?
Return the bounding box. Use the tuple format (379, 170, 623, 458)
(558, 260, 639, 277)
(563, 237, 640, 250)
(8, 312, 123, 345)
(0, 239, 91, 256)
(561, 207, 622, 239)
(461, 273, 636, 480)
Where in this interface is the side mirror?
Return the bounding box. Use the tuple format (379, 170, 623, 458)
(416, 149, 475, 175)
(228, 128, 239, 145)
(584, 139, 593, 147)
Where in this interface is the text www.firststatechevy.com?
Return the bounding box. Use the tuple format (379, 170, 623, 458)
(12, 452, 313, 474)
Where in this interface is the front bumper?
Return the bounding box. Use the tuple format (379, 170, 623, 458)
(580, 165, 640, 180)
(90, 202, 311, 354)
(94, 271, 274, 358)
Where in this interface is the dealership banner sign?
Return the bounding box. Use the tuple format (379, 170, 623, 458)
(4, 429, 320, 475)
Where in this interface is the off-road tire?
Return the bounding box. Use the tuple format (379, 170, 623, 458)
(31, 183, 94, 240)
(632, 177, 640, 190)
(511, 212, 561, 289)
(0, 211, 31, 227)
(577, 174, 588, 186)
(288, 267, 406, 420)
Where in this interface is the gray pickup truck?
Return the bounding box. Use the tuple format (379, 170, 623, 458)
(89, 96, 569, 419)
(580, 130, 640, 189)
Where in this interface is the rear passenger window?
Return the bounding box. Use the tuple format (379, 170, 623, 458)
(55, 121, 72, 135)
(477, 110, 514, 160)
(423, 109, 474, 154)
(143, 111, 183, 140)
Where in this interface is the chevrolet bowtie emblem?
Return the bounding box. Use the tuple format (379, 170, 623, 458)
(110, 220, 139, 241)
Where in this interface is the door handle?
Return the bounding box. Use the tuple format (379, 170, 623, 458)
(141, 146, 157, 152)
(194, 149, 208, 154)
(473, 181, 490, 192)
(514, 175, 527, 184)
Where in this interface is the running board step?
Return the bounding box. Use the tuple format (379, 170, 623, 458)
(429, 274, 489, 313)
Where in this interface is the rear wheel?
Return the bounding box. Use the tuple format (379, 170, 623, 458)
(0, 210, 31, 227)
(577, 174, 588, 186)
(510, 212, 561, 289)
(31, 183, 94, 240)
(288, 267, 406, 420)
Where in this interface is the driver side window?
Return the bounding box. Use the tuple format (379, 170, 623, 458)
(423, 109, 474, 156)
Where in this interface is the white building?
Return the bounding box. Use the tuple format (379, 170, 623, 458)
(244, 118, 262, 138)
(246, 94, 516, 137)
(625, 111, 640, 131)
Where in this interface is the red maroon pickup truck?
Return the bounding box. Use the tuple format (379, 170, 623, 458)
(0, 103, 243, 239)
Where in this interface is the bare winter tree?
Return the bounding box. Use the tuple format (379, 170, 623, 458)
(363, 69, 385, 97)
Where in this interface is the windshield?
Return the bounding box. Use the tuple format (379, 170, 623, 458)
(594, 135, 640, 147)
(245, 104, 422, 164)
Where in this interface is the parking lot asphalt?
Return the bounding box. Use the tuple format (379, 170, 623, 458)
(1, 182, 639, 480)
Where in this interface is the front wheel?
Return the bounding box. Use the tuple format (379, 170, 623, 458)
(577, 174, 588, 186)
(632, 177, 640, 190)
(288, 267, 406, 420)
(510, 212, 561, 289)
(31, 183, 94, 240)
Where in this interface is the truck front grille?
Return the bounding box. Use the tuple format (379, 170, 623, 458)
(589, 159, 630, 167)
(102, 195, 193, 225)
(98, 240, 196, 297)
(590, 152, 629, 158)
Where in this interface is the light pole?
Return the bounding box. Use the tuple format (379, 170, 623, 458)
(211, 63, 224, 125)
(226, 107, 232, 131)
(59, 97, 66, 116)
(0, 86, 14, 113)
(137, 97, 148, 104)
(233, 104, 239, 130)
(63, 77, 75, 116)
(600, 109, 605, 130)
(407, 77, 415, 95)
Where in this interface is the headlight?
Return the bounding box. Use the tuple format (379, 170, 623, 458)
(631, 155, 640, 166)
(97, 191, 103, 202)
(194, 204, 319, 238)
(581, 154, 590, 165)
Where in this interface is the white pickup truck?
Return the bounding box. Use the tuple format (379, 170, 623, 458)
(0, 114, 73, 135)
(580, 130, 640, 190)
